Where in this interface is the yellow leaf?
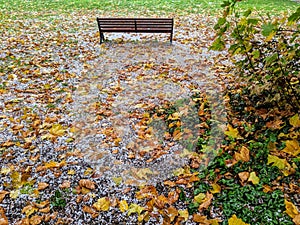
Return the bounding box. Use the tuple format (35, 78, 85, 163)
(228, 214, 250, 225)
(135, 168, 153, 180)
(112, 177, 122, 186)
(285, 199, 299, 218)
(1, 167, 11, 175)
(267, 154, 288, 170)
(49, 124, 65, 136)
(290, 114, 300, 128)
(93, 197, 110, 211)
(67, 169, 76, 175)
(283, 140, 300, 157)
(119, 200, 128, 213)
(248, 172, 260, 185)
(224, 124, 240, 139)
(178, 210, 189, 221)
(9, 190, 20, 199)
(194, 193, 206, 203)
(22, 205, 38, 217)
(127, 203, 145, 216)
(211, 183, 221, 194)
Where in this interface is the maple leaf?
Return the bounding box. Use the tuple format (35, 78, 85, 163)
(289, 114, 300, 128)
(283, 140, 300, 157)
(93, 197, 110, 211)
(224, 124, 240, 139)
(248, 172, 260, 185)
(228, 214, 250, 225)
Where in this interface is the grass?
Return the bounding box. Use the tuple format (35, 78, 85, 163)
(0, 0, 298, 14)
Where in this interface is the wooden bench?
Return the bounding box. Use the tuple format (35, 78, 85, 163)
(96, 18, 174, 44)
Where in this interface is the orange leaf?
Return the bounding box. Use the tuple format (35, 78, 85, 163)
(198, 192, 213, 211)
(0, 207, 8, 225)
(37, 182, 49, 191)
(234, 146, 250, 162)
(285, 199, 299, 219)
(0, 191, 9, 203)
(79, 179, 96, 190)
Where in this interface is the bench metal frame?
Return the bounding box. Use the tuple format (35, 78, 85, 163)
(96, 18, 174, 44)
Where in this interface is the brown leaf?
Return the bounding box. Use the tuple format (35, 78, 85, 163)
(193, 214, 210, 224)
(234, 146, 250, 162)
(59, 181, 71, 189)
(37, 182, 49, 191)
(0, 191, 9, 203)
(238, 172, 250, 183)
(29, 215, 42, 225)
(0, 207, 9, 225)
(82, 205, 99, 218)
(293, 214, 300, 225)
(198, 192, 213, 211)
(79, 179, 96, 190)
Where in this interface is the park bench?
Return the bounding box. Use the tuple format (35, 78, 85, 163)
(96, 18, 174, 44)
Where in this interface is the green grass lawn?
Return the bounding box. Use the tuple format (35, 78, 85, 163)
(0, 0, 298, 14)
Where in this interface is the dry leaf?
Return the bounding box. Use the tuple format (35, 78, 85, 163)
(285, 199, 299, 218)
(0, 191, 9, 203)
(29, 215, 42, 225)
(238, 171, 250, 183)
(0, 207, 8, 225)
(224, 124, 240, 139)
(59, 181, 71, 189)
(198, 192, 213, 211)
(210, 183, 221, 194)
(293, 214, 300, 225)
(127, 203, 145, 216)
(119, 200, 128, 213)
(234, 146, 250, 162)
(37, 182, 49, 191)
(79, 179, 96, 190)
(248, 172, 260, 185)
(93, 197, 110, 211)
(289, 114, 300, 128)
(283, 140, 300, 157)
(228, 214, 250, 225)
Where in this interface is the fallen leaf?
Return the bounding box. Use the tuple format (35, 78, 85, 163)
(210, 183, 221, 194)
(93, 197, 110, 211)
(289, 114, 300, 128)
(224, 124, 240, 139)
(119, 200, 128, 213)
(82, 205, 99, 218)
(194, 193, 206, 203)
(293, 214, 300, 225)
(228, 214, 250, 225)
(0, 191, 9, 203)
(283, 140, 300, 157)
(267, 154, 289, 170)
(127, 203, 145, 216)
(178, 209, 189, 221)
(22, 205, 38, 217)
(234, 146, 250, 162)
(49, 124, 65, 136)
(0, 207, 8, 225)
(285, 199, 299, 219)
(79, 179, 96, 190)
(238, 171, 249, 183)
(37, 182, 49, 191)
(198, 192, 213, 211)
(29, 215, 42, 225)
(248, 172, 259, 185)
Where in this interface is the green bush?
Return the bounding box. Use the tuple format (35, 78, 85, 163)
(211, 0, 300, 111)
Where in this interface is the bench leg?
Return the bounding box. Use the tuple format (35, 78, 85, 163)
(100, 32, 105, 44)
(170, 33, 173, 44)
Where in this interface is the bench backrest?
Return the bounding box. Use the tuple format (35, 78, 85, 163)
(97, 18, 173, 33)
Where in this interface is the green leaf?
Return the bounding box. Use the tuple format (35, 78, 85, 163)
(262, 23, 276, 37)
(243, 9, 252, 17)
(288, 7, 300, 25)
(265, 53, 278, 65)
(209, 37, 225, 51)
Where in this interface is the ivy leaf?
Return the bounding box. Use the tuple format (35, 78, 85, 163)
(228, 214, 250, 225)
